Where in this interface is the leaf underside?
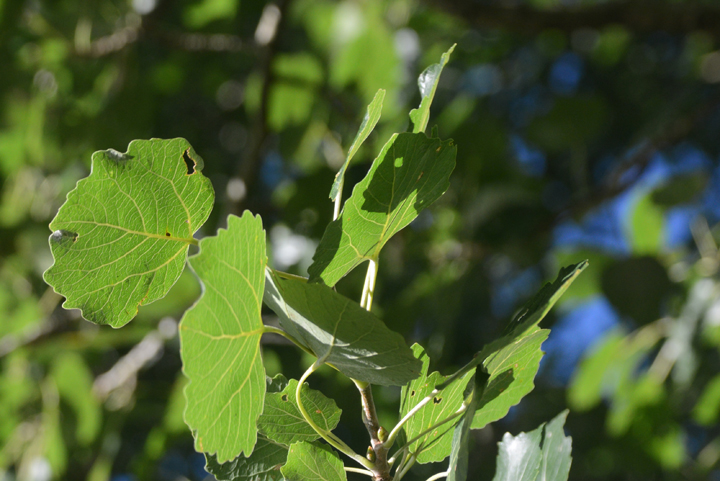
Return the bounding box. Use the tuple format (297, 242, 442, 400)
(44, 138, 214, 327)
(471, 328, 550, 430)
(281, 442, 347, 481)
(309, 132, 457, 287)
(399, 344, 475, 464)
(258, 378, 342, 446)
(181, 212, 267, 463)
(263, 269, 421, 386)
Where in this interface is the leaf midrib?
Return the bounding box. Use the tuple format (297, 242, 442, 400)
(69, 220, 195, 244)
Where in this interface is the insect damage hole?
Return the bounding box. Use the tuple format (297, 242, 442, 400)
(183, 150, 196, 175)
(281, 394, 288, 402)
(165, 230, 171, 237)
(433, 397, 442, 404)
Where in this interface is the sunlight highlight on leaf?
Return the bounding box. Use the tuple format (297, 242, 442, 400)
(181, 212, 267, 463)
(44, 138, 214, 327)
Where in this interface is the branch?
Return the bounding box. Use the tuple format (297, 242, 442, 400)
(431, 1, 720, 39)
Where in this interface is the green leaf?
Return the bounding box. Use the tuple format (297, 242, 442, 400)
(539, 410, 572, 481)
(308, 132, 457, 286)
(447, 373, 483, 481)
(471, 328, 550, 430)
(629, 193, 664, 255)
(568, 324, 663, 415)
(281, 442, 346, 481)
(409, 44, 456, 134)
(268, 53, 324, 131)
(205, 437, 288, 481)
(263, 269, 421, 386)
(258, 378, 342, 445)
(44, 138, 214, 328)
(439, 262, 587, 391)
(492, 410, 572, 481)
(567, 329, 625, 411)
(51, 352, 101, 445)
(330, 88, 385, 201)
(492, 424, 542, 481)
(399, 344, 475, 464)
(693, 373, 720, 425)
(180, 212, 267, 463)
(183, 0, 239, 29)
(651, 172, 708, 206)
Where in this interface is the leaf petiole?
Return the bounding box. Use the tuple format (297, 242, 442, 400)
(345, 467, 374, 477)
(394, 451, 418, 481)
(389, 398, 471, 465)
(295, 362, 375, 471)
(425, 472, 449, 481)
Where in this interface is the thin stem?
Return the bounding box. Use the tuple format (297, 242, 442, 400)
(296, 362, 374, 471)
(394, 452, 417, 481)
(425, 472, 448, 481)
(391, 404, 469, 462)
(345, 467, 374, 477)
(385, 389, 438, 449)
(261, 325, 315, 357)
(360, 259, 378, 310)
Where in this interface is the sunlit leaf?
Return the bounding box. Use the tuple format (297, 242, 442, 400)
(263, 269, 421, 386)
(471, 328, 550, 430)
(181, 212, 267, 463)
(330, 89, 385, 201)
(492, 425, 542, 481)
(258, 378, 342, 445)
(281, 442, 346, 481)
(539, 410, 572, 481)
(308, 132, 456, 286)
(492, 411, 573, 481)
(409, 44, 455, 134)
(44, 138, 214, 328)
(399, 344, 475, 464)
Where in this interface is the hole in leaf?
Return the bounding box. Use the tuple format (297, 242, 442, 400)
(410, 390, 416, 397)
(183, 150, 196, 175)
(281, 394, 288, 402)
(433, 397, 442, 404)
(165, 231, 171, 237)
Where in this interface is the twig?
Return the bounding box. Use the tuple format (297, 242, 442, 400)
(295, 362, 374, 471)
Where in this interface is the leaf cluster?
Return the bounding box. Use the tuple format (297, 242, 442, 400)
(44, 47, 584, 481)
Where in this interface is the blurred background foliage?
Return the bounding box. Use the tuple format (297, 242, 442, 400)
(2, 0, 720, 480)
